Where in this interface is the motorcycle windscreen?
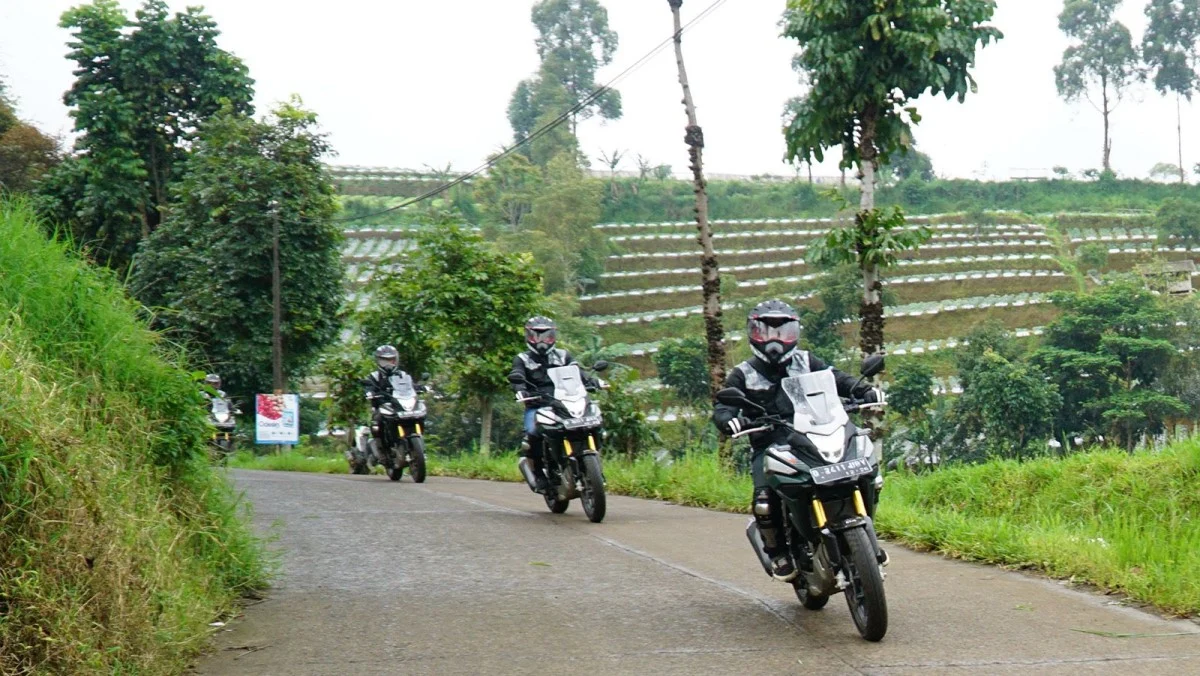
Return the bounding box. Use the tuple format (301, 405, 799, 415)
(388, 373, 417, 400)
(547, 365, 588, 417)
(781, 371, 840, 426)
(211, 398, 230, 415)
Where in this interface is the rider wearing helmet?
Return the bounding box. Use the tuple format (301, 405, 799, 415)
(201, 373, 225, 400)
(508, 316, 596, 492)
(363, 345, 414, 467)
(713, 300, 882, 581)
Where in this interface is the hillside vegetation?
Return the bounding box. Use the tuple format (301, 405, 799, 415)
(0, 200, 267, 673)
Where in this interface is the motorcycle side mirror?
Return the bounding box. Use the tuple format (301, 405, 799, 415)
(507, 373, 526, 384)
(421, 372, 431, 381)
(592, 360, 610, 372)
(860, 355, 885, 378)
(715, 387, 749, 407)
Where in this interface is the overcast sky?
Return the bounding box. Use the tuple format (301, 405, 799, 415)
(0, 0, 1191, 180)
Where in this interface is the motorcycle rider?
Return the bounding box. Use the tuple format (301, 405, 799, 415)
(509, 316, 597, 493)
(363, 345, 414, 467)
(201, 373, 225, 401)
(713, 300, 883, 582)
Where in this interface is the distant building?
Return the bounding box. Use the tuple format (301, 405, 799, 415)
(1138, 259, 1195, 295)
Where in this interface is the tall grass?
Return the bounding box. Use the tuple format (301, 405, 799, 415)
(876, 443, 1200, 615)
(0, 199, 268, 674)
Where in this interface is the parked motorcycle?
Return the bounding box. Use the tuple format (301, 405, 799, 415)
(356, 373, 428, 482)
(208, 396, 239, 463)
(509, 361, 610, 522)
(717, 356, 890, 641)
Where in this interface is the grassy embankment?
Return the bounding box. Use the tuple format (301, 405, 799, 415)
(0, 199, 268, 673)
(238, 440, 1200, 616)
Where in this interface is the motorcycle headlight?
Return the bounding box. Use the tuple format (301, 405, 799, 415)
(380, 404, 395, 415)
(214, 412, 230, 423)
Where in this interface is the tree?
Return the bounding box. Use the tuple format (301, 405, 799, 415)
(38, 0, 253, 272)
(131, 99, 342, 398)
(473, 153, 542, 229)
(888, 362, 934, 418)
(885, 145, 936, 183)
(654, 337, 710, 404)
(596, 370, 659, 458)
(668, 0, 727, 403)
(530, 0, 621, 133)
(1154, 196, 1200, 243)
(1150, 161, 1185, 181)
(958, 350, 1061, 458)
(1031, 278, 1187, 450)
(1054, 0, 1139, 173)
(598, 147, 625, 197)
(1143, 0, 1200, 183)
(0, 87, 60, 193)
(1076, 242, 1110, 270)
(367, 222, 545, 454)
(783, 0, 1000, 357)
(519, 153, 605, 293)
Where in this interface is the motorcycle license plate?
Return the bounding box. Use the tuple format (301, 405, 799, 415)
(810, 457, 872, 485)
(562, 415, 601, 430)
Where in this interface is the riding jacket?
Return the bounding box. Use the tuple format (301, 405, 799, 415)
(508, 348, 596, 409)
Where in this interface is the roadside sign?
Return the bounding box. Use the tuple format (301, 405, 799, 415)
(255, 393, 299, 445)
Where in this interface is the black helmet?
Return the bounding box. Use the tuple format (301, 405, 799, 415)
(374, 345, 400, 372)
(747, 299, 801, 365)
(524, 316, 557, 354)
(204, 373, 221, 390)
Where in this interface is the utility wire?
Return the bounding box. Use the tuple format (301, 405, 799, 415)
(334, 0, 731, 225)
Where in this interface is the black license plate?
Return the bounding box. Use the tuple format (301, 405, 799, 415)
(562, 415, 601, 430)
(810, 458, 872, 485)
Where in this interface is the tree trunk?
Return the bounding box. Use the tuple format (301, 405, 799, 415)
(857, 104, 884, 358)
(669, 0, 727, 406)
(807, 162, 813, 185)
(479, 395, 493, 455)
(1101, 75, 1112, 173)
(271, 206, 284, 393)
(1178, 93, 1186, 184)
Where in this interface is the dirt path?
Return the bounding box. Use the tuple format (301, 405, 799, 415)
(194, 470, 1200, 675)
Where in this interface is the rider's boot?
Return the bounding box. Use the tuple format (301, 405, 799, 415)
(755, 488, 799, 582)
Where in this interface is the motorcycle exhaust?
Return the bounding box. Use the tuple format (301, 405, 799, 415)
(744, 519, 775, 577)
(517, 457, 541, 493)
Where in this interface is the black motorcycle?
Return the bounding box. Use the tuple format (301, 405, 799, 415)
(717, 356, 890, 641)
(359, 373, 428, 482)
(208, 396, 239, 463)
(509, 361, 610, 522)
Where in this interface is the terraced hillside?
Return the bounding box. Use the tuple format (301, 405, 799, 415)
(333, 212, 1199, 385)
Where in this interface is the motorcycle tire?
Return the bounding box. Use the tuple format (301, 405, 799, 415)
(409, 437, 427, 483)
(580, 454, 606, 523)
(544, 491, 569, 513)
(842, 527, 888, 642)
(792, 579, 830, 610)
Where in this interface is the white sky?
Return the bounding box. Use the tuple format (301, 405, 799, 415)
(0, 0, 1191, 180)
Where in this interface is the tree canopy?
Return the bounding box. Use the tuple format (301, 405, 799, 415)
(38, 0, 253, 271)
(131, 99, 342, 398)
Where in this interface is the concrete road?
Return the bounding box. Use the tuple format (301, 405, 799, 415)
(194, 470, 1200, 675)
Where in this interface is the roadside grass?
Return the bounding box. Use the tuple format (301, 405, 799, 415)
(875, 441, 1200, 616)
(230, 449, 350, 474)
(0, 199, 268, 674)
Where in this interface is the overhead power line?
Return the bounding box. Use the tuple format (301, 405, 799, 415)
(335, 0, 731, 224)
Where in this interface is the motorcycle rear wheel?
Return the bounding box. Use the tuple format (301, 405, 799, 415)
(409, 437, 427, 483)
(842, 527, 888, 641)
(579, 454, 606, 523)
(387, 463, 404, 481)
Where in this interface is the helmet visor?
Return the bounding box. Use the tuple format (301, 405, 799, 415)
(749, 317, 799, 345)
(525, 327, 557, 347)
(377, 356, 398, 369)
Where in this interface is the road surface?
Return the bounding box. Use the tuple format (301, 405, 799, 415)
(194, 470, 1200, 675)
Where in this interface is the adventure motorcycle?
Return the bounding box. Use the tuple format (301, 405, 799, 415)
(717, 356, 890, 642)
(351, 373, 428, 482)
(510, 361, 610, 523)
(208, 396, 238, 463)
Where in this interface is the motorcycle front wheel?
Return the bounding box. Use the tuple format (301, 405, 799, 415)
(408, 437, 427, 483)
(579, 454, 606, 523)
(842, 527, 888, 641)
